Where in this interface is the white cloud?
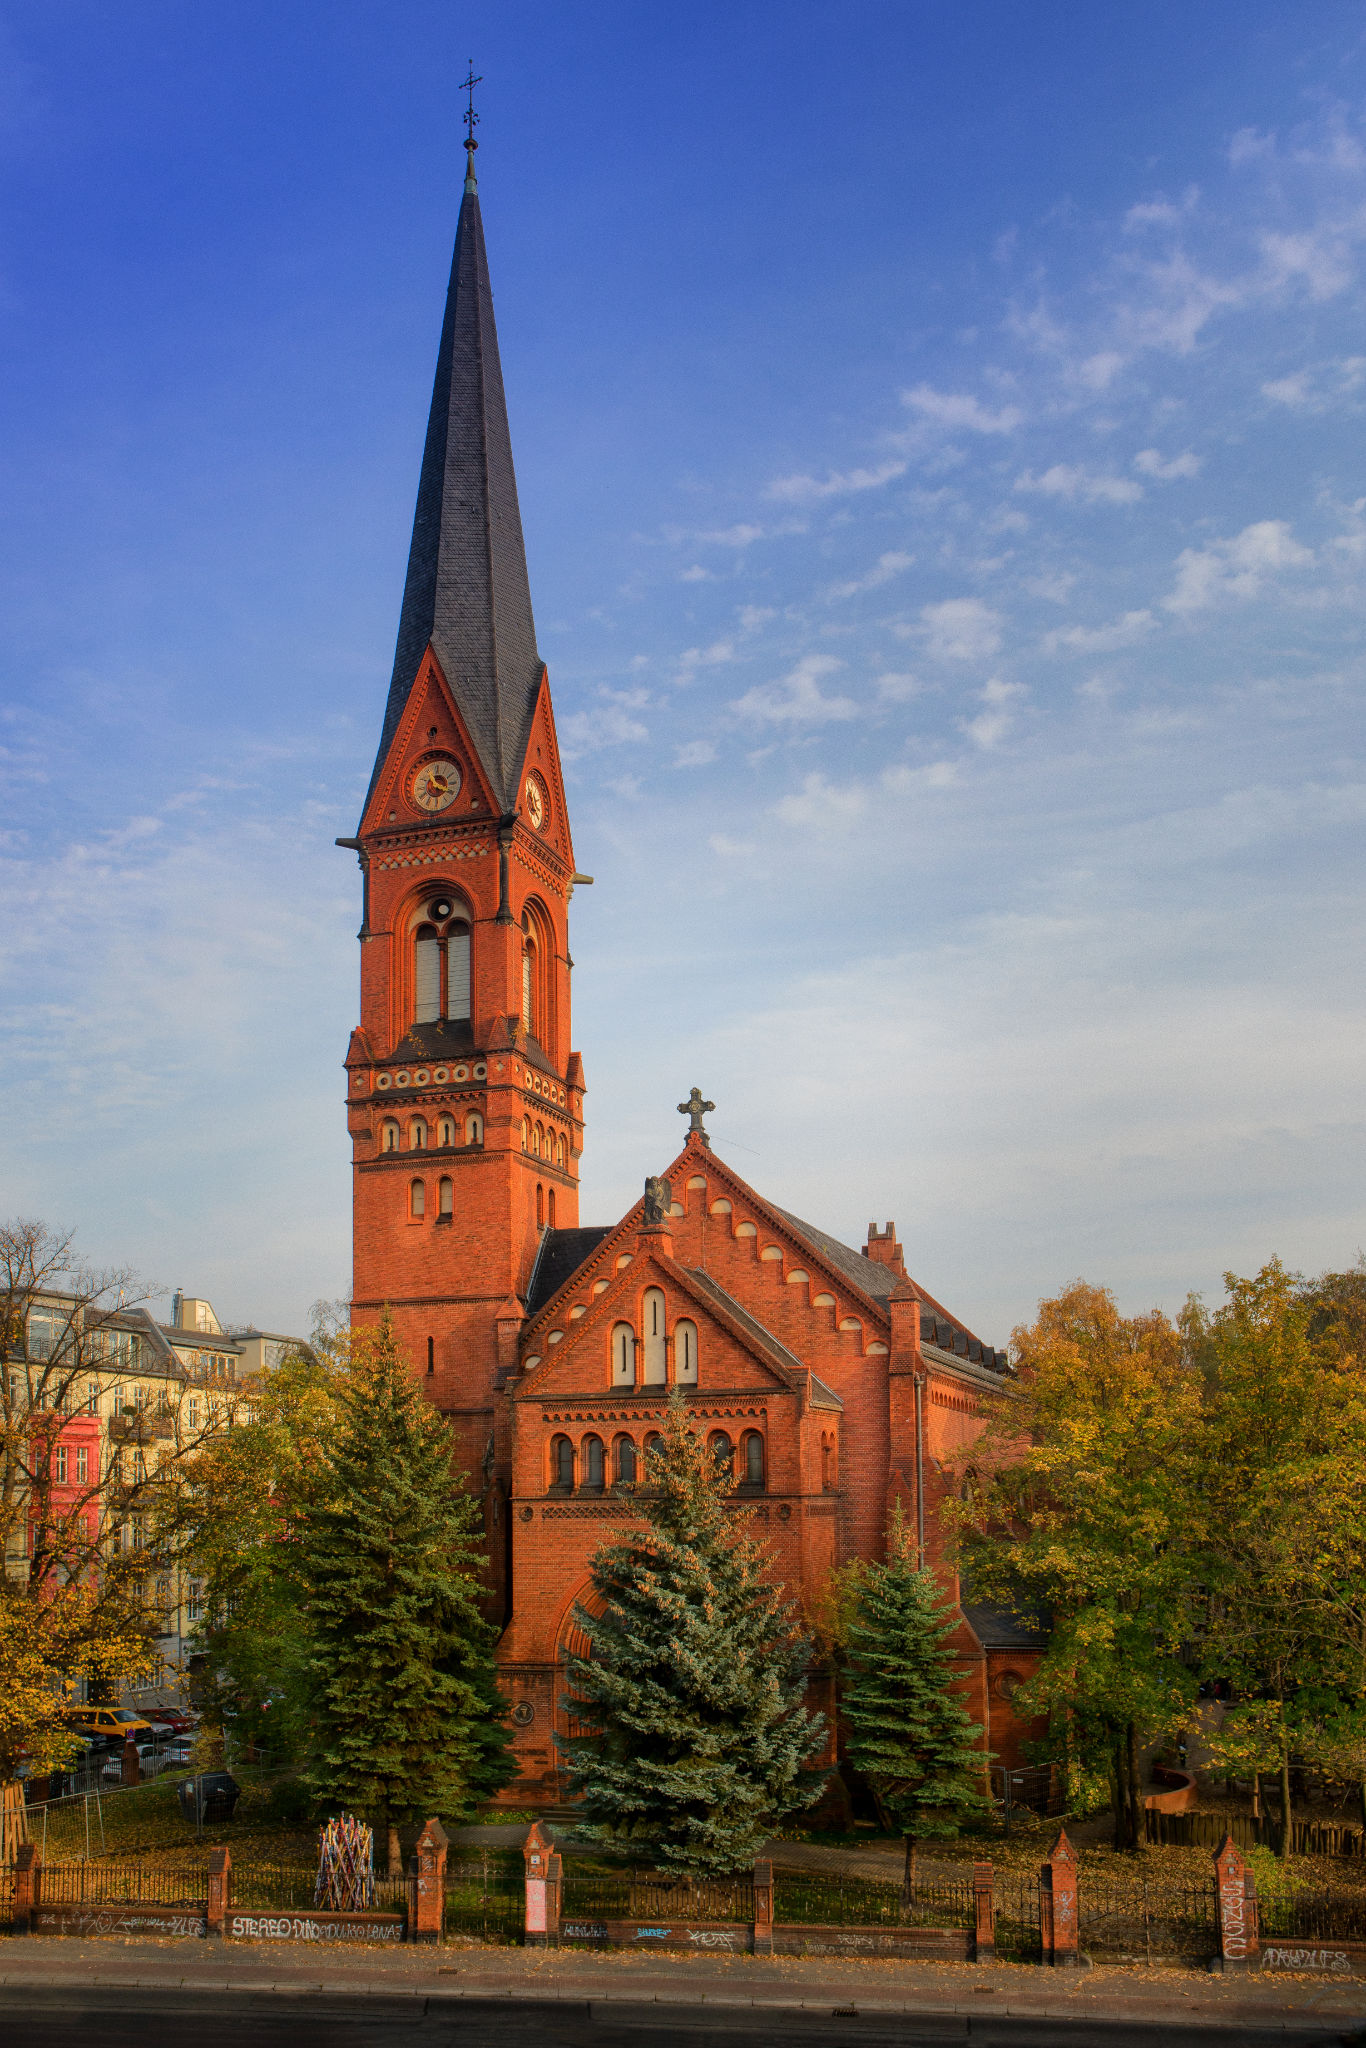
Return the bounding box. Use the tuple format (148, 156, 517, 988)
(914, 598, 1004, 661)
(961, 677, 1027, 749)
(679, 564, 711, 582)
(875, 671, 920, 702)
(1164, 519, 1314, 616)
(1015, 464, 1144, 506)
(675, 739, 717, 768)
(764, 460, 907, 505)
(1026, 570, 1077, 603)
(737, 606, 777, 633)
(731, 654, 858, 726)
(560, 689, 650, 757)
(1077, 350, 1126, 391)
(1134, 448, 1202, 480)
(674, 641, 735, 681)
(708, 833, 756, 857)
(900, 384, 1023, 433)
(772, 772, 871, 830)
(1043, 609, 1158, 654)
(693, 523, 766, 548)
(828, 550, 915, 600)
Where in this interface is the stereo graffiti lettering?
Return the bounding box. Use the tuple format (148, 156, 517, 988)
(225, 1912, 404, 1943)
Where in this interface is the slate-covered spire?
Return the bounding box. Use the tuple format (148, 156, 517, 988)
(366, 150, 543, 819)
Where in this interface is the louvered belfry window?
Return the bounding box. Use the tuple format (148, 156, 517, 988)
(414, 925, 441, 1023)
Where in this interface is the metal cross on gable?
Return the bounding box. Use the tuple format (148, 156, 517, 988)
(677, 1086, 715, 1147)
(461, 60, 482, 152)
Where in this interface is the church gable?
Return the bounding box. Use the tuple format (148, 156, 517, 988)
(358, 646, 499, 839)
(518, 1239, 803, 1402)
(513, 672, 575, 872)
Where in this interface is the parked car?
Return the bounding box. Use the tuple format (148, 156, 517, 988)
(65, 1706, 154, 1746)
(160, 1742, 196, 1769)
(100, 1739, 159, 1783)
(145, 1710, 196, 1737)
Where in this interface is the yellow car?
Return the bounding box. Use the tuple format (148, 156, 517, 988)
(66, 1706, 154, 1745)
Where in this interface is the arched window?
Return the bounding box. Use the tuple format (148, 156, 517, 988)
(437, 1115, 455, 1147)
(642, 1288, 667, 1385)
(438, 1177, 453, 1218)
(822, 1435, 837, 1491)
(548, 1188, 557, 1227)
(521, 904, 554, 1054)
(521, 1118, 529, 1152)
(741, 1431, 765, 1489)
(381, 1120, 400, 1153)
(614, 1435, 637, 1486)
(410, 1179, 425, 1220)
(582, 1435, 605, 1490)
(675, 1319, 698, 1384)
(709, 1430, 734, 1481)
(557, 1134, 566, 1168)
(414, 923, 441, 1023)
(426, 1335, 434, 1376)
(533, 1123, 543, 1158)
(409, 1117, 427, 1150)
(550, 1434, 574, 1492)
(643, 1430, 663, 1480)
(411, 897, 472, 1027)
(446, 920, 471, 1022)
(611, 1323, 635, 1387)
(536, 1184, 544, 1228)
(466, 1111, 483, 1146)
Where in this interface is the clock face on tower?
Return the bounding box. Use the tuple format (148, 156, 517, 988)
(524, 774, 547, 831)
(411, 758, 462, 813)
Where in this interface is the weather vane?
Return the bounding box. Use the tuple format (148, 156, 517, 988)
(462, 60, 482, 158)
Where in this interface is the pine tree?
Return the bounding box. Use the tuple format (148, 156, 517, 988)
(842, 1514, 991, 1891)
(558, 1395, 826, 1872)
(297, 1315, 512, 1871)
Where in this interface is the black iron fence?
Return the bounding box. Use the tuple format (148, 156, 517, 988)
(443, 1854, 525, 1942)
(229, 1863, 407, 1915)
(772, 1868, 974, 1929)
(993, 1871, 1043, 1961)
(561, 1867, 754, 1924)
(1146, 1809, 1366, 1858)
(36, 1860, 210, 1908)
(1077, 1875, 1217, 1963)
(1260, 1892, 1366, 1943)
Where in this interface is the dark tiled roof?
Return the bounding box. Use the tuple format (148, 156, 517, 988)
(524, 1227, 613, 1318)
(771, 1204, 899, 1303)
(961, 1601, 1047, 1651)
(681, 1268, 831, 1398)
(365, 180, 543, 820)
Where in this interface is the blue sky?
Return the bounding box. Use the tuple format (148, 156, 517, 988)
(1, 2, 1363, 1341)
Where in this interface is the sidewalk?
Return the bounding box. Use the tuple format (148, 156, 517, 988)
(3, 1934, 1364, 2035)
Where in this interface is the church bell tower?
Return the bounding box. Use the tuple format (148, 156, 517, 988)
(341, 131, 582, 1474)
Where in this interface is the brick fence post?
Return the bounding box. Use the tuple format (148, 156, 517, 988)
(545, 1850, 562, 1949)
(410, 1817, 448, 1943)
(13, 1842, 40, 1935)
(206, 1846, 231, 1938)
(120, 1738, 141, 1788)
(752, 1858, 774, 1956)
(1039, 1828, 1079, 1967)
(1212, 1832, 1259, 1972)
(972, 1860, 995, 1963)
(523, 1821, 553, 1948)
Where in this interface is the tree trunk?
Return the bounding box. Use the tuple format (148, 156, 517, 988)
(1278, 1736, 1294, 1861)
(1126, 1722, 1143, 1854)
(1359, 1776, 1366, 1833)
(1251, 1771, 1260, 1822)
(902, 1834, 917, 1905)
(387, 1823, 403, 1879)
(1110, 1743, 1126, 1851)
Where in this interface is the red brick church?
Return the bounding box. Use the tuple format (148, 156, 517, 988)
(340, 141, 1042, 1802)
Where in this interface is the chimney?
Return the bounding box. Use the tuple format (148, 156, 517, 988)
(864, 1222, 906, 1277)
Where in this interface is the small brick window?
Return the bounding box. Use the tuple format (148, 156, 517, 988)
(675, 1319, 698, 1384)
(409, 1117, 427, 1150)
(439, 1177, 453, 1218)
(741, 1431, 765, 1490)
(582, 1435, 605, 1491)
(550, 1434, 574, 1493)
(466, 1112, 484, 1146)
(437, 1115, 456, 1147)
(410, 1179, 426, 1220)
(614, 1435, 637, 1485)
(381, 1121, 400, 1153)
(709, 1430, 734, 1481)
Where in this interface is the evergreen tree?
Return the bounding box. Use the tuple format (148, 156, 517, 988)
(297, 1315, 512, 1870)
(558, 1395, 826, 1872)
(842, 1515, 991, 1891)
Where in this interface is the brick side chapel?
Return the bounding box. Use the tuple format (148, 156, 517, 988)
(341, 139, 1042, 1801)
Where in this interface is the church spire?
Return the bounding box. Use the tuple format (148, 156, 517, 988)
(365, 113, 543, 820)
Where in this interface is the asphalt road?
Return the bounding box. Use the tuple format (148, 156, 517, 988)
(7, 1986, 1365, 2048)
